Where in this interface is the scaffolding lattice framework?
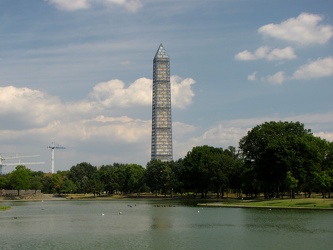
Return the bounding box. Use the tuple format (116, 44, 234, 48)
(151, 44, 173, 161)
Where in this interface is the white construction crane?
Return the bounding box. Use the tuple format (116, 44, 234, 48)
(47, 142, 66, 174)
(0, 154, 44, 175)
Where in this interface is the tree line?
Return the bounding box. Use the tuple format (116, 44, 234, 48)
(1, 121, 332, 199)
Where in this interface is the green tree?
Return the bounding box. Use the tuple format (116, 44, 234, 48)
(60, 178, 77, 195)
(182, 145, 235, 198)
(145, 160, 176, 196)
(0, 176, 8, 189)
(314, 171, 332, 198)
(227, 147, 244, 197)
(169, 159, 185, 195)
(90, 172, 104, 197)
(99, 165, 119, 195)
(52, 173, 64, 194)
(239, 163, 260, 198)
(30, 176, 43, 194)
(239, 121, 327, 198)
(209, 147, 241, 198)
(68, 162, 97, 193)
(317, 141, 333, 198)
(285, 171, 298, 200)
(323, 142, 333, 171)
(296, 135, 329, 197)
(159, 163, 174, 197)
(42, 175, 54, 193)
(145, 160, 166, 195)
(9, 165, 31, 196)
(123, 164, 145, 195)
(181, 146, 213, 197)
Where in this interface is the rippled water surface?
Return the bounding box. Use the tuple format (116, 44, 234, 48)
(1, 200, 332, 250)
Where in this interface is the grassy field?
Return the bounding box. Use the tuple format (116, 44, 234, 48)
(198, 198, 333, 209)
(2, 192, 332, 210)
(0, 206, 11, 211)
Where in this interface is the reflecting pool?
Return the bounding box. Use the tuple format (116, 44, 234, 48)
(1, 200, 332, 250)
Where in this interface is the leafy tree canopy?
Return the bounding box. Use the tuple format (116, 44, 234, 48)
(9, 165, 31, 195)
(239, 121, 329, 198)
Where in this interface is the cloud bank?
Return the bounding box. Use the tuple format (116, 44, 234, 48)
(0, 75, 194, 137)
(0, 75, 195, 169)
(292, 56, 333, 80)
(236, 13, 333, 84)
(89, 76, 195, 109)
(258, 13, 333, 45)
(235, 46, 296, 61)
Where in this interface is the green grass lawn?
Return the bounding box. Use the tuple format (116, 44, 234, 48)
(0, 206, 11, 211)
(199, 198, 333, 209)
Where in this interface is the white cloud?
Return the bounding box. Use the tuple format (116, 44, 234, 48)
(0, 75, 194, 131)
(258, 12, 333, 45)
(264, 71, 285, 85)
(90, 78, 152, 108)
(58, 115, 150, 143)
(236, 13, 333, 84)
(0, 86, 98, 128)
(201, 125, 247, 147)
(100, 0, 143, 12)
(46, 0, 143, 12)
(0, 77, 194, 169)
(247, 72, 257, 81)
(171, 76, 195, 109)
(0, 86, 63, 127)
(235, 50, 257, 61)
(267, 47, 296, 61)
(235, 46, 296, 61)
(292, 56, 333, 80)
(253, 56, 333, 84)
(90, 76, 195, 109)
(254, 46, 271, 59)
(314, 132, 333, 142)
(46, 0, 90, 11)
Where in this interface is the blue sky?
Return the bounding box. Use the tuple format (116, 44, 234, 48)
(0, 0, 332, 173)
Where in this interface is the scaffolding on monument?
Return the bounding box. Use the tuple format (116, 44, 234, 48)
(151, 44, 173, 161)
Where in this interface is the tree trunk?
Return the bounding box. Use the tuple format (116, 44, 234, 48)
(307, 191, 312, 198)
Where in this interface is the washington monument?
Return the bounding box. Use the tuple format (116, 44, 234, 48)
(151, 44, 173, 161)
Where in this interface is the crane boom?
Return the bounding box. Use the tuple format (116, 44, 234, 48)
(0, 154, 44, 174)
(47, 142, 66, 174)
